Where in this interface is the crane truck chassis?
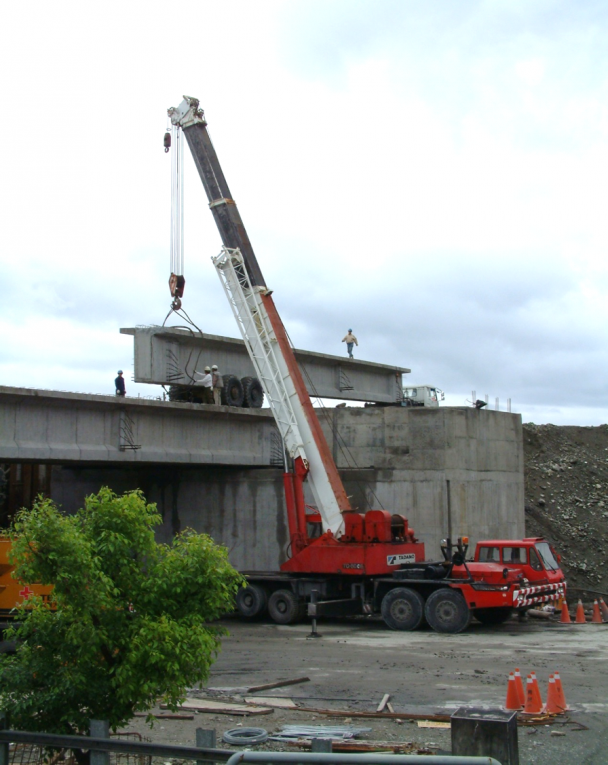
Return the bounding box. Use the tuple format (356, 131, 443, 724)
(167, 96, 566, 634)
(236, 537, 565, 633)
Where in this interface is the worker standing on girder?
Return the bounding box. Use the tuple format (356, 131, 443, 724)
(115, 370, 126, 396)
(342, 329, 358, 359)
(211, 365, 223, 406)
(195, 366, 214, 404)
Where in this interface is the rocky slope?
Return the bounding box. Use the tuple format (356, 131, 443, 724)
(523, 422, 608, 598)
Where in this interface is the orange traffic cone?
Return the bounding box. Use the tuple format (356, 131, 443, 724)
(575, 599, 586, 623)
(591, 600, 603, 623)
(523, 673, 543, 714)
(545, 675, 564, 714)
(505, 672, 523, 710)
(600, 598, 608, 623)
(553, 672, 569, 711)
(514, 667, 525, 705)
(559, 600, 572, 624)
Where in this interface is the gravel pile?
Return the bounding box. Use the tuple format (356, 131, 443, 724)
(523, 422, 608, 598)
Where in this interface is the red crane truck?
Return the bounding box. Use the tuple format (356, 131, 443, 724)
(167, 96, 565, 633)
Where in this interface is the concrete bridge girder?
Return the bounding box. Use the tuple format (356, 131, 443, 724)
(121, 326, 409, 404)
(0, 386, 279, 466)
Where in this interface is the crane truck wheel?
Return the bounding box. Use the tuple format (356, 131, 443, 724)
(424, 588, 471, 634)
(267, 589, 301, 625)
(221, 374, 245, 407)
(236, 584, 268, 619)
(473, 607, 513, 626)
(241, 376, 264, 408)
(380, 587, 425, 631)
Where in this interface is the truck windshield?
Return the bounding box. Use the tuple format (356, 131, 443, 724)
(535, 542, 560, 571)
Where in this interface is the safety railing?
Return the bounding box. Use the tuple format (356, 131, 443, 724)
(0, 724, 502, 765)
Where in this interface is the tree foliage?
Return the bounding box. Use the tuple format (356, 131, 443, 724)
(0, 488, 243, 734)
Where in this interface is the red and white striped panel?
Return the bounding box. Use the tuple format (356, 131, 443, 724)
(514, 582, 565, 607)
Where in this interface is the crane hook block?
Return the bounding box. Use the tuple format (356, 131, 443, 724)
(169, 272, 185, 298)
(163, 131, 171, 152)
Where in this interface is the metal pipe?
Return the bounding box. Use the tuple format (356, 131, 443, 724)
(226, 752, 501, 765)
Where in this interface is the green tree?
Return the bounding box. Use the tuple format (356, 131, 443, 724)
(0, 488, 243, 734)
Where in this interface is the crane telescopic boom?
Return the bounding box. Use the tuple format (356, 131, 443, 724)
(168, 95, 423, 575)
(168, 96, 352, 540)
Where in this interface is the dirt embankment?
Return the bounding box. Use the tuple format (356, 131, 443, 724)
(523, 422, 608, 598)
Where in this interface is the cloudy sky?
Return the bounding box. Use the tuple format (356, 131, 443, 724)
(1, 0, 607, 425)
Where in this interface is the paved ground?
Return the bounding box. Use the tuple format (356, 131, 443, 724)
(128, 616, 608, 764)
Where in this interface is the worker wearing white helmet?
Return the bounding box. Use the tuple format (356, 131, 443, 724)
(341, 329, 358, 359)
(211, 365, 223, 405)
(115, 370, 126, 396)
(195, 366, 214, 404)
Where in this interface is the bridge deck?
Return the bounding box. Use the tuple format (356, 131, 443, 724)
(0, 386, 279, 466)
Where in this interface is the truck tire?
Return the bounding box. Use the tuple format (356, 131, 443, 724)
(221, 374, 244, 407)
(268, 589, 301, 625)
(474, 607, 513, 626)
(241, 376, 264, 408)
(236, 584, 268, 619)
(424, 588, 471, 634)
(381, 587, 425, 631)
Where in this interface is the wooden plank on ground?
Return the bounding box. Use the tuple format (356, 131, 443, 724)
(164, 698, 273, 716)
(247, 676, 310, 693)
(133, 713, 194, 720)
(377, 694, 390, 713)
(245, 696, 297, 708)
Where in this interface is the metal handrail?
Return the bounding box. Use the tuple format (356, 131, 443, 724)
(226, 753, 501, 765)
(0, 729, 502, 765)
(0, 730, 232, 764)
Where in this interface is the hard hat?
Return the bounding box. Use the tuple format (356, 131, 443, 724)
(348, 329, 353, 332)
(211, 365, 218, 370)
(204, 366, 211, 372)
(117, 370, 123, 374)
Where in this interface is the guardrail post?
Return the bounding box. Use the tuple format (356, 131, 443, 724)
(0, 713, 8, 765)
(310, 739, 332, 753)
(196, 728, 216, 765)
(90, 719, 110, 765)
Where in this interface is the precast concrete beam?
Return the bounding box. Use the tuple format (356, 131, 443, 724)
(120, 326, 409, 404)
(0, 386, 280, 466)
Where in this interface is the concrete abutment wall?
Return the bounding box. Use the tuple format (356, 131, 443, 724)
(47, 407, 523, 565)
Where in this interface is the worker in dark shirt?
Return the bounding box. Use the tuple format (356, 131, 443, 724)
(115, 370, 126, 396)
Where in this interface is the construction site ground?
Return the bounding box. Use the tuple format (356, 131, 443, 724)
(123, 422, 608, 764)
(127, 616, 608, 765)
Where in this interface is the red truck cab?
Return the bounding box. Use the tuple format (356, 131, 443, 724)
(473, 537, 566, 612)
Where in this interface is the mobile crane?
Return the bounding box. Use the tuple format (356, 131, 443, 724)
(167, 97, 565, 633)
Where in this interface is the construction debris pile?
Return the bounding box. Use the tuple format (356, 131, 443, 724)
(523, 422, 608, 597)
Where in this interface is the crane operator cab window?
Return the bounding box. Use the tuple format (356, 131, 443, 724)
(503, 546, 528, 565)
(477, 546, 500, 563)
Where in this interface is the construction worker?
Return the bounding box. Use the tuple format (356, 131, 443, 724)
(342, 329, 358, 359)
(195, 366, 214, 404)
(115, 370, 126, 396)
(211, 365, 223, 405)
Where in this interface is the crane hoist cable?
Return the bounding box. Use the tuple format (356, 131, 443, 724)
(165, 122, 185, 309)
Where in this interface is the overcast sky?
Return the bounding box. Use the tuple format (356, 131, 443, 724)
(1, 0, 607, 425)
